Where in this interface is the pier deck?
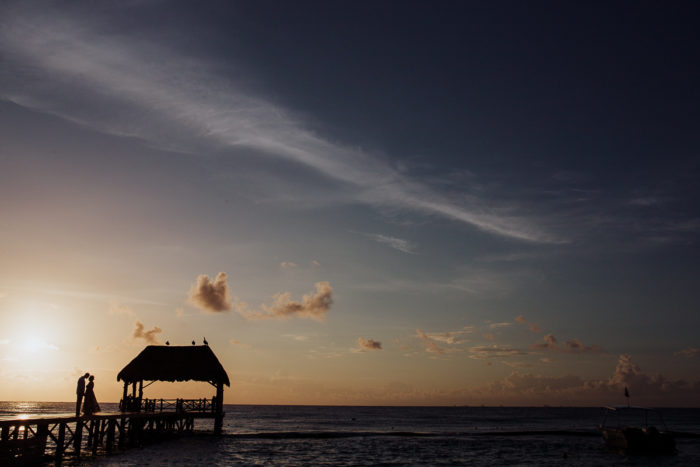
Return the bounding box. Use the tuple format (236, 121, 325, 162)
(0, 406, 219, 465)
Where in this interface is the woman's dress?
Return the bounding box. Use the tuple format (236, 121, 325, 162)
(82, 381, 101, 415)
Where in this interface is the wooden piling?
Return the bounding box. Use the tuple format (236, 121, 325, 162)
(74, 418, 83, 457)
(91, 420, 100, 456)
(56, 422, 66, 462)
(214, 382, 224, 434)
(118, 416, 126, 449)
(36, 422, 48, 454)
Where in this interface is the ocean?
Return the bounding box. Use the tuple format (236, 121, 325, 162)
(2, 402, 700, 465)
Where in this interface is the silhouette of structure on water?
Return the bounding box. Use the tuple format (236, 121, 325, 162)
(0, 344, 230, 465)
(118, 344, 230, 434)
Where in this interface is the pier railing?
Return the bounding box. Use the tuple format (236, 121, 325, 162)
(141, 397, 217, 414)
(119, 396, 216, 415)
(120, 397, 217, 414)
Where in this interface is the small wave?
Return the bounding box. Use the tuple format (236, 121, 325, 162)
(221, 429, 599, 440)
(227, 431, 436, 439)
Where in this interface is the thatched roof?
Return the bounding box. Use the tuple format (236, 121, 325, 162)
(117, 345, 230, 386)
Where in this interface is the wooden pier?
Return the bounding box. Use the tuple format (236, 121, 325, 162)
(1, 344, 231, 465)
(0, 400, 216, 465)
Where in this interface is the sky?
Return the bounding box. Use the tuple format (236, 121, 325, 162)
(1, 0, 699, 406)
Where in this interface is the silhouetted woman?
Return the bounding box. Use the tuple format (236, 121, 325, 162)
(82, 375, 101, 415)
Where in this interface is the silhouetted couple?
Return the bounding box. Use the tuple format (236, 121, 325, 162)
(76, 372, 100, 416)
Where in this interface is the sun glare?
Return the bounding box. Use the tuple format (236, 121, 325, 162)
(21, 337, 50, 353)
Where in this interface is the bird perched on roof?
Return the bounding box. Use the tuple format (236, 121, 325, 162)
(192, 340, 195, 345)
(165, 340, 170, 346)
(203, 337, 208, 346)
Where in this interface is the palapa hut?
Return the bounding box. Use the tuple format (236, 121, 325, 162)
(117, 345, 230, 433)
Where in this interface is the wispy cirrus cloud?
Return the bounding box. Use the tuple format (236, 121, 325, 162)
(415, 328, 469, 355)
(364, 233, 417, 254)
(468, 344, 527, 360)
(421, 327, 474, 345)
(0, 4, 560, 244)
(416, 329, 446, 355)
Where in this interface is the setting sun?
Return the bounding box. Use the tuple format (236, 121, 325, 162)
(19, 336, 58, 354)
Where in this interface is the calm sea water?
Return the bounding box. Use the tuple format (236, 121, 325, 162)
(2, 402, 699, 465)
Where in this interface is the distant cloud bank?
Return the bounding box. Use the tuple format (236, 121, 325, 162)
(674, 347, 700, 358)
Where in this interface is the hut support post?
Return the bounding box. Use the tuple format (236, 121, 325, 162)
(122, 382, 128, 412)
(131, 382, 138, 411)
(214, 382, 224, 434)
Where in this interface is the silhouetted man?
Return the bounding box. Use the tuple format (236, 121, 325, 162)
(76, 372, 89, 416)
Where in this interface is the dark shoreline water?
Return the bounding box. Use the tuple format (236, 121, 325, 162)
(3, 403, 700, 465)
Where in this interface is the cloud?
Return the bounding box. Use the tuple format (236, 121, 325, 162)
(280, 262, 298, 269)
(415, 327, 476, 355)
(514, 315, 541, 333)
(108, 301, 135, 316)
(488, 322, 512, 329)
(465, 354, 700, 406)
(447, 268, 545, 296)
(469, 344, 527, 360)
(132, 320, 162, 344)
(531, 334, 602, 354)
(365, 233, 417, 254)
(356, 337, 382, 351)
(284, 334, 310, 341)
(531, 333, 558, 350)
(238, 282, 333, 321)
(416, 329, 446, 355)
(564, 338, 602, 353)
(674, 347, 700, 358)
(230, 338, 252, 349)
(188, 272, 232, 313)
(312, 260, 321, 267)
(422, 327, 474, 345)
(0, 4, 561, 244)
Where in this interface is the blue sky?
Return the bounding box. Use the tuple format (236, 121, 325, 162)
(0, 0, 699, 405)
